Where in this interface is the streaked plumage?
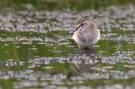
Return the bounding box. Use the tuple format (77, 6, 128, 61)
(73, 18, 100, 49)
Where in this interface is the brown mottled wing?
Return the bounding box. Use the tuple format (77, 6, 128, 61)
(83, 22, 98, 42)
(77, 31, 87, 42)
(87, 21, 98, 30)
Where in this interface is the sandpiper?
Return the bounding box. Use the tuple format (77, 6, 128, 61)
(72, 18, 100, 49)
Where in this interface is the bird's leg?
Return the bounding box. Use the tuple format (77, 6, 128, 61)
(89, 46, 93, 50)
(78, 45, 83, 49)
(79, 45, 90, 50)
(83, 47, 90, 49)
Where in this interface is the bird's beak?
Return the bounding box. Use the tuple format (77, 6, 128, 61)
(72, 25, 81, 34)
(71, 27, 78, 35)
(73, 27, 78, 32)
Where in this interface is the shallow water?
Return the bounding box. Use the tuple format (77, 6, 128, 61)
(0, 5, 135, 89)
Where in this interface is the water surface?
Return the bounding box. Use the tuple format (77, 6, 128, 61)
(0, 5, 135, 89)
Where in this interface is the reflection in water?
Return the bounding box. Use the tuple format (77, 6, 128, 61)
(72, 49, 100, 73)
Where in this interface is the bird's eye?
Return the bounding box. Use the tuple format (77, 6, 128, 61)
(81, 23, 84, 26)
(76, 23, 84, 31)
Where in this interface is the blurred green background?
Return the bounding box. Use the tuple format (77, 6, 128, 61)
(0, 0, 134, 10)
